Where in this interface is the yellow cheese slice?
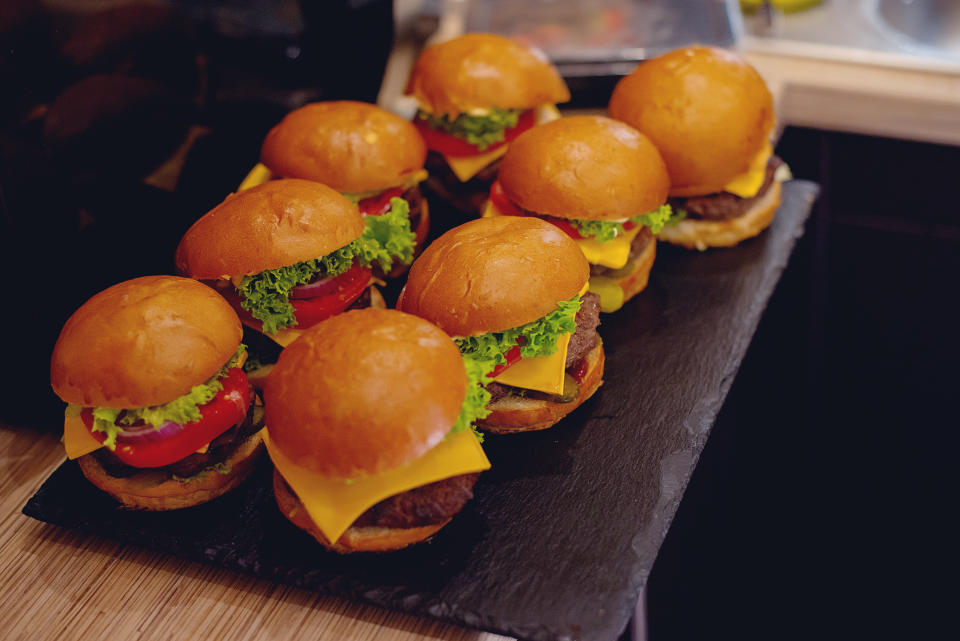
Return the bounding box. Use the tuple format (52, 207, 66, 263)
(481, 199, 500, 218)
(63, 410, 104, 459)
(588, 276, 626, 313)
(443, 103, 563, 183)
(444, 145, 509, 183)
(575, 224, 643, 270)
(265, 327, 303, 348)
(263, 429, 490, 545)
(723, 142, 773, 198)
(238, 163, 274, 191)
(492, 332, 570, 395)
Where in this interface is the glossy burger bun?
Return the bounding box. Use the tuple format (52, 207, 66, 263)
(175, 179, 365, 280)
(608, 46, 774, 197)
(50, 276, 242, 409)
(400, 216, 589, 337)
(77, 431, 264, 510)
(481, 341, 605, 434)
(265, 308, 467, 479)
(499, 116, 669, 221)
(405, 33, 570, 117)
(658, 180, 781, 251)
(272, 469, 450, 554)
(260, 101, 427, 193)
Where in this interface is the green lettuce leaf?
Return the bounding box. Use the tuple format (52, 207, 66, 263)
(238, 198, 414, 334)
(87, 345, 246, 450)
(572, 204, 678, 242)
(416, 108, 520, 150)
(456, 295, 582, 371)
(450, 356, 491, 442)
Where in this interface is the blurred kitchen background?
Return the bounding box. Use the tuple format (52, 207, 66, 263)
(1, 1, 955, 639)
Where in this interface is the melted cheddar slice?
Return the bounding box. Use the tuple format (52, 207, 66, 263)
(588, 276, 626, 314)
(492, 332, 570, 395)
(238, 163, 273, 191)
(63, 410, 103, 459)
(265, 327, 303, 348)
(723, 142, 773, 198)
(481, 199, 500, 218)
(264, 429, 490, 545)
(443, 104, 563, 182)
(575, 224, 643, 270)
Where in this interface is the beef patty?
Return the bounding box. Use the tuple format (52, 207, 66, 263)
(423, 150, 502, 215)
(486, 292, 601, 404)
(669, 155, 783, 221)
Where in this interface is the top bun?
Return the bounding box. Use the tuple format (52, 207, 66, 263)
(175, 179, 365, 280)
(608, 46, 774, 197)
(400, 217, 588, 337)
(498, 116, 669, 221)
(260, 101, 427, 193)
(405, 33, 570, 117)
(51, 276, 242, 409)
(265, 309, 467, 479)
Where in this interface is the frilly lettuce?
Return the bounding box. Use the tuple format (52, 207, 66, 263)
(455, 295, 582, 373)
(417, 108, 520, 150)
(84, 345, 246, 450)
(572, 204, 677, 242)
(450, 356, 491, 442)
(238, 198, 414, 334)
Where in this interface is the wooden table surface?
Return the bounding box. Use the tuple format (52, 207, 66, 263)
(0, 422, 511, 641)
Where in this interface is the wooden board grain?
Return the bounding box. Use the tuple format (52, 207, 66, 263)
(18, 180, 818, 641)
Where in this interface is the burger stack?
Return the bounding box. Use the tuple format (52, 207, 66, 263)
(49, 35, 788, 553)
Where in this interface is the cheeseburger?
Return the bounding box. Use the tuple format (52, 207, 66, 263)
(176, 179, 409, 349)
(239, 101, 429, 275)
(487, 116, 674, 313)
(404, 33, 570, 215)
(51, 276, 263, 510)
(399, 217, 604, 433)
(608, 46, 790, 250)
(265, 309, 491, 553)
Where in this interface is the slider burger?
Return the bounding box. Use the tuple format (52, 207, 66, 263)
(51, 276, 263, 510)
(404, 33, 570, 215)
(265, 309, 491, 553)
(175, 179, 410, 349)
(399, 216, 604, 433)
(608, 46, 790, 251)
(238, 101, 429, 276)
(486, 116, 674, 314)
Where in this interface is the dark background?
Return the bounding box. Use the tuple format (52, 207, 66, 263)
(2, 1, 956, 639)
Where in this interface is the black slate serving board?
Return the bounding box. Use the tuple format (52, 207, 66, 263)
(23, 180, 819, 641)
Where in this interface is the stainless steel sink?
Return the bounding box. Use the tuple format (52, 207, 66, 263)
(872, 0, 960, 58)
(742, 0, 960, 67)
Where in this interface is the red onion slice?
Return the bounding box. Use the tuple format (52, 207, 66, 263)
(290, 274, 338, 299)
(116, 420, 184, 444)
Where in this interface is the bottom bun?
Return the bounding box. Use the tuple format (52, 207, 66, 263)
(659, 180, 782, 251)
(77, 431, 264, 510)
(272, 469, 450, 554)
(619, 238, 656, 304)
(479, 340, 605, 434)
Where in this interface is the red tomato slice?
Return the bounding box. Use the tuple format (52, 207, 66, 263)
(488, 180, 584, 239)
(218, 264, 371, 334)
(289, 264, 372, 329)
(82, 368, 251, 468)
(487, 342, 523, 379)
(358, 187, 404, 217)
(414, 109, 536, 158)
